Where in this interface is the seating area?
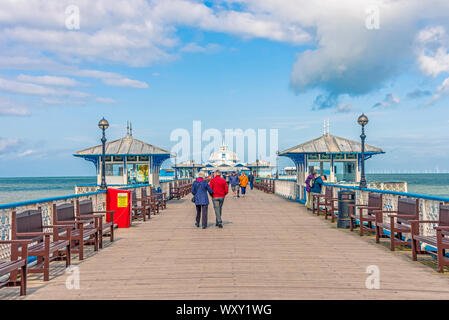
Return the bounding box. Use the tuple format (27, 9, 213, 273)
(0, 183, 190, 297)
(169, 181, 193, 200)
(254, 179, 274, 194)
(310, 185, 449, 273)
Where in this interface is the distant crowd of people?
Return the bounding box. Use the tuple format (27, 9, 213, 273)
(191, 170, 257, 229)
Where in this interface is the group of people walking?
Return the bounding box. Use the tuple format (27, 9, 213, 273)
(191, 170, 257, 229)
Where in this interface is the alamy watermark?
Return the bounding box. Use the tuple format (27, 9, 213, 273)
(65, 265, 80, 290)
(65, 5, 80, 30)
(365, 265, 380, 289)
(365, 5, 380, 30)
(170, 121, 278, 164)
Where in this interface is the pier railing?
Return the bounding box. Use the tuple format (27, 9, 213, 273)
(0, 190, 107, 261)
(0, 178, 193, 261)
(322, 183, 449, 241)
(271, 178, 448, 248)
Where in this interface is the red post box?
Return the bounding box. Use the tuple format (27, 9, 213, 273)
(106, 188, 131, 228)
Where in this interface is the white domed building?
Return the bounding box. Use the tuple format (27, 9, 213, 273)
(201, 143, 248, 174)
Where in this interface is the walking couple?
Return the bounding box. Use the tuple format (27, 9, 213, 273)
(191, 170, 228, 229)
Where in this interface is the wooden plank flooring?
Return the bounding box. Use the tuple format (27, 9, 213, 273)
(2, 189, 449, 300)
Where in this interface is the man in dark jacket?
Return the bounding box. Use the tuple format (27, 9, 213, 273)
(192, 172, 213, 229)
(248, 172, 255, 190)
(229, 171, 239, 198)
(209, 170, 229, 228)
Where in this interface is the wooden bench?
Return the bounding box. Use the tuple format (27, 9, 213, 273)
(142, 188, 159, 216)
(0, 240, 31, 296)
(170, 185, 181, 200)
(152, 187, 167, 210)
(375, 198, 419, 251)
(53, 202, 99, 260)
(131, 190, 150, 221)
(77, 199, 116, 249)
(312, 186, 338, 222)
(411, 204, 449, 272)
(11, 208, 72, 281)
(349, 193, 383, 236)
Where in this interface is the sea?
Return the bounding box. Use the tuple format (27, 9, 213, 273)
(0, 173, 449, 205)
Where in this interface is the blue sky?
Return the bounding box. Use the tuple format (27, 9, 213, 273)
(1, 0, 449, 176)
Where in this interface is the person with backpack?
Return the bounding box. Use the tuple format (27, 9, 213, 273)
(305, 171, 316, 210)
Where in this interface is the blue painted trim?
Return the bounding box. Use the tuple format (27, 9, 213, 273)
(0, 191, 106, 210)
(74, 153, 171, 158)
(324, 183, 449, 202)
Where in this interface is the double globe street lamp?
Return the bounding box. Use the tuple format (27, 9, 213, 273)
(357, 113, 369, 189)
(98, 117, 109, 190)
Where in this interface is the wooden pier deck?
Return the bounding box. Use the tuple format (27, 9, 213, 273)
(3, 189, 449, 300)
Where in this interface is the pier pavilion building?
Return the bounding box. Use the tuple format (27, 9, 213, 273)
(171, 143, 275, 178)
(279, 129, 384, 201)
(200, 143, 249, 175)
(172, 160, 204, 178)
(74, 128, 172, 187)
(246, 160, 276, 177)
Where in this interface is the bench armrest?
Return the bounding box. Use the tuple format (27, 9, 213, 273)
(388, 214, 417, 219)
(45, 224, 73, 228)
(75, 214, 102, 219)
(0, 240, 32, 245)
(409, 220, 438, 224)
(435, 226, 449, 231)
(16, 232, 52, 237)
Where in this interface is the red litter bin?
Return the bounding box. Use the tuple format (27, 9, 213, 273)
(106, 188, 131, 228)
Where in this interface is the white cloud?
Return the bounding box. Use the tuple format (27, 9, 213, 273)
(0, 0, 449, 110)
(0, 137, 21, 154)
(41, 98, 86, 105)
(102, 77, 149, 88)
(335, 103, 353, 113)
(0, 97, 30, 116)
(17, 74, 81, 87)
(372, 93, 400, 108)
(96, 97, 118, 104)
(427, 77, 449, 105)
(0, 77, 90, 98)
(416, 26, 449, 77)
(180, 42, 222, 54)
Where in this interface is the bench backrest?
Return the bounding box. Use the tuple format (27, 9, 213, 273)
(367, 193, 382, 215)
(78, 199, 93, 216)
(12, 209, 44, 242)
(131, 190, 137, 206)
(325, 186, 333, 198)
(397, 198, 419, 223)
(54, 202, 76, 223)
(439, 205, 449, 227)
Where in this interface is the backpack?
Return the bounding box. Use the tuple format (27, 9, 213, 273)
(308, 177, 315, 188)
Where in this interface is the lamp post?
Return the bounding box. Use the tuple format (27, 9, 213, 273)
(276, 151, 279, 179)
(174, 156, 178, 179)
(357, 114, 369, 189)
(98, 117, 109, 190)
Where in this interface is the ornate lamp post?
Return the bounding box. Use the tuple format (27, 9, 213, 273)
(357, 114, 369, 189)
(98, 118, 109, 190)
